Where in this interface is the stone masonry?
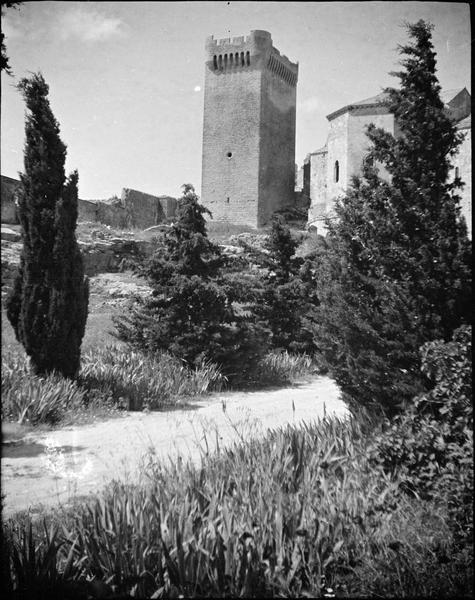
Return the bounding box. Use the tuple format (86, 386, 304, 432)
(1, 175, 20, 224)
(305, 88, 471, 238)
(1, 176, 177, 231)
(201, 30, 298, 228)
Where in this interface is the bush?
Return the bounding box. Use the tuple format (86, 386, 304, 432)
(79, 344, 223, 410)
(369, 326, 473, 543)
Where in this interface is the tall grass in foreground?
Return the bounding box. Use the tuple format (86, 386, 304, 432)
(3, 415, 471, 598)
(1, 345, 224, 425)
(1, 352, 86, 425)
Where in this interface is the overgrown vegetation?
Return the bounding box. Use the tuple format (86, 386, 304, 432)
(1, 345, 224, 425)
(369, 325, 473, 544)
(310, 20, 472, 415)
(6, 73, 89, 379)
(3, 350, 472, 597)
(113, 184, 270, 385)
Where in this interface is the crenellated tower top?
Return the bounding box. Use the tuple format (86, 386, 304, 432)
(205, 29, 298, 87)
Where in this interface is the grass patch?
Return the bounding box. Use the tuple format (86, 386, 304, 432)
(2, 414, 471, 598)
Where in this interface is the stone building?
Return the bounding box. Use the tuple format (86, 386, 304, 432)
(305, 87, 472, 237)
(201, 30, 298, 228)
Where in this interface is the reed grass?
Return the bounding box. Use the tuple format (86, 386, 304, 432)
(1, 352, 86, 425)
(3, 414, 471, 598)
(1, 344, 224, 425)
(79, 344, 224, 410)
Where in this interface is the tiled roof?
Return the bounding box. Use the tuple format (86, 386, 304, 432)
(351, 91, 390, 106)
(327, 87, 470, 121)
(440, 88, 465, 104)
(327, 91, 390, 120)
(456, 114, 471, 129)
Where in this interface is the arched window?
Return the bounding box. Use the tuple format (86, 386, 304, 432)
(240, 52, 245, 66)
(224, 54, 228, 68)
(235, 52, 239, 66)
(246, 51, 250, 66)
(334, 161, 339, 183)
(218, 55, 223, 69)
(213, 55, 217, 70)
(229, 53, 233, 67)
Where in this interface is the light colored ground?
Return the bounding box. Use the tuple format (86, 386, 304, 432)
(2, 376, 347, 516)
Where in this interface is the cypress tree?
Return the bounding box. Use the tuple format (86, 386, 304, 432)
(6, 73, 89, 378)
(312, 21, 471, 415)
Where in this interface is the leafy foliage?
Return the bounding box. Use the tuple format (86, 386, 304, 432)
(311, 21, 471, 414)
(114, 184, 269, 384)
(369, 326, 473, 544)
(6, 73, 89, 379)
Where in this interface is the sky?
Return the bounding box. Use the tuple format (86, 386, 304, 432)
(1, 1, 471, 200)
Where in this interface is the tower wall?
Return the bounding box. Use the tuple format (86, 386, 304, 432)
(258, 48, 298, 225)
(201, 31, 298, 228)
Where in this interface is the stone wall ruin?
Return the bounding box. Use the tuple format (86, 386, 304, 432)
(1, 176, 177, 231)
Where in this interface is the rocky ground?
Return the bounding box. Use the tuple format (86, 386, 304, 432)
(1, 221, 274, 300)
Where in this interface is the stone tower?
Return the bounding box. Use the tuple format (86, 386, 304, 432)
(201, 30, 298, 228)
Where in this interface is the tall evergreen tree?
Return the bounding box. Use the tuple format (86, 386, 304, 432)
(114, 185, 268, 383)
(249, 215, 317, 353)
(6, 73, 89, 378)
(312, 21, 471, 415)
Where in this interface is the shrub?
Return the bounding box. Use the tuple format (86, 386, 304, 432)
(369, 326, 473, 544)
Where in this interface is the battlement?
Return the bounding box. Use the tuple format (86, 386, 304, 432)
(205, 30, 298, 86)
(206, 29, 272, 51)
(267, 47, 298, 86)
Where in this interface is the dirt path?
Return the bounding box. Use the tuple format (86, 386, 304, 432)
(1, 376, 347, 516)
